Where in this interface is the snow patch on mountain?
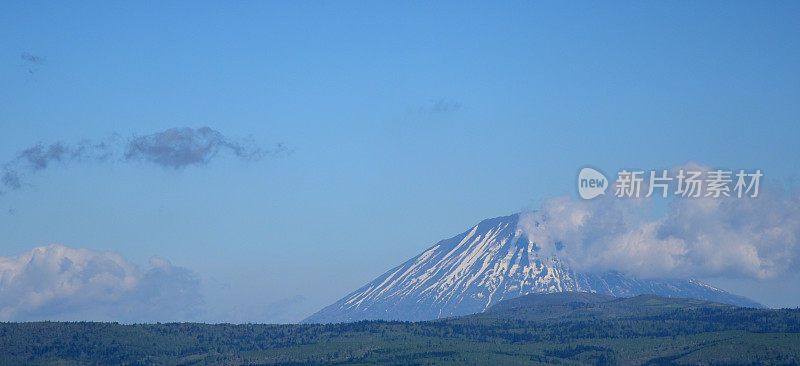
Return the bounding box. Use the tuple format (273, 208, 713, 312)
(305, 213, 762, 323)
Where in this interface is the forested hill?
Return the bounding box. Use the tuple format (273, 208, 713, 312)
(2, 293, 799, 365)
(471, 291, 742, 321)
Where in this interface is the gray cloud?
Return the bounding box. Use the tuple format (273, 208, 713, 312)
(17, 141, 111, 171)
(2, 171, 21, 190)
(0, 244, 202, 322)
(20, 52, 43, 64)
(124, 127, 278, 169)
(519, 163, 800, 281)
(20, 52, 44, 75)
(1, 140, 112, 193)
(1, 127, 285, 193)
(416, 99, 462, 114)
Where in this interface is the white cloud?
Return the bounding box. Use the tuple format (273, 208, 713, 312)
(519, 164, 800, 280)
(0, 244, 202, 322)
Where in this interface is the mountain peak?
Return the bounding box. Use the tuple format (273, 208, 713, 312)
(305, 213, 760, 323)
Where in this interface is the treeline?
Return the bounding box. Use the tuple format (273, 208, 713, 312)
(1, 306, 799, 364)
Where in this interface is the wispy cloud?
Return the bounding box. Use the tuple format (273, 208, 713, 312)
(1, 127, 287, 194)
(20, 52, 44, 75)
(519, 163, 800, 281)
(415, 99, 462, 114)
(20, 52, 43, 64)
(17, 141, 111, 171)
(124, 127, 278, 169)
(0, 244, 202, 322)
(1, 171, 21, 190)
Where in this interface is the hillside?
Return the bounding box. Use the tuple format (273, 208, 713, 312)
(469, 291, 739, 322)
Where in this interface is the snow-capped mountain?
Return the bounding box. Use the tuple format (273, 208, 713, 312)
(304, 213, 761, 323)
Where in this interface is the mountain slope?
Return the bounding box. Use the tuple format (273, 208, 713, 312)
(305, 214, 761, 323)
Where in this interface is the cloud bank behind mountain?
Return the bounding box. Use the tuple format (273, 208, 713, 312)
(519, 166, 799, 281)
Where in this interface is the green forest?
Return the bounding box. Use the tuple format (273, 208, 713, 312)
(2, 294, 799, 365)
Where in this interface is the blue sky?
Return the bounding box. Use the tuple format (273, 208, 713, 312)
(1, 1, 799, 321)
